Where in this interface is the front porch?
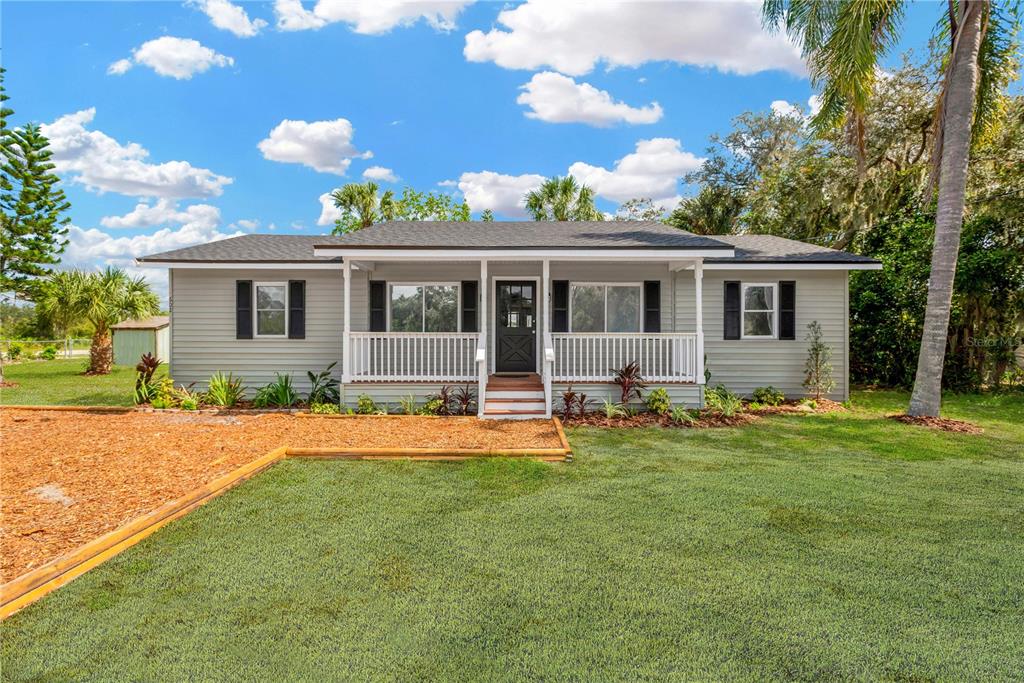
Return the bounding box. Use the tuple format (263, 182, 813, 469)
(332, 255, 708, 418)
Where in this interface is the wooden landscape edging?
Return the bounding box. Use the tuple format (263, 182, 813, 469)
(0, 417, 571, 620)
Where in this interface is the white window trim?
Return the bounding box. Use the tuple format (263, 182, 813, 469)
(740, 282, 778, 340)
(386, 282, 462, 333)
(254, 281, 288, 338)
(568, 282, 643, 334)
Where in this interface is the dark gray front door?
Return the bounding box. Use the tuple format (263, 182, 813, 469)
(496, 281, 536, 373)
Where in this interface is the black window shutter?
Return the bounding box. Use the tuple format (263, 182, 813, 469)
(724, 281, 741, 340)
(643, 280, 661, 332)
(779, 281, 796, 340)
(369, 281, 387, 331)
(461, 280, 478, 332)
(236, 280, 252, 339)
(288, 280, 305, 339)
(552, 280, 569, 332)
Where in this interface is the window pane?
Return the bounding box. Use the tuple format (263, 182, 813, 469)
(424, 285, 458, 332)
(744, 311, 773, 337)
(390, 285, 423, 332)
(257, 310, 285, 336)
(607, 286, 640, 332)
(571, 285, 604, 333)
(744, 285, 773, 311)
(257, 285, 286, 310)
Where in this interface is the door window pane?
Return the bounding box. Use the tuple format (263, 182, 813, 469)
(571, 285, 604, 332)
(390, 285, 423, 332)
(424, 285, 458, 332)
(607, 286, 640, 332)
(256, 284, 286, 336)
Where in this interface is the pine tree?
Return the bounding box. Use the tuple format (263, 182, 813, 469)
(803, 320, 835, 400)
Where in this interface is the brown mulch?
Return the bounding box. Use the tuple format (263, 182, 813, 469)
(565, 410, 759, 429)
(0, 409, 561, 582)
(746, 398, 848, 415)
(0, 381, 19, 389)
(888, 414, 984, 434)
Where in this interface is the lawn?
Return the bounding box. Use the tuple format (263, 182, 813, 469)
(3, 390, 1023, 680)
(0, 359, 159, 406)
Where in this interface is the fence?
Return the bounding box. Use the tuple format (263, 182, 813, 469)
(1, 338, 92, 361)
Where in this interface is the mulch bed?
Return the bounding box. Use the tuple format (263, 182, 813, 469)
(0, 409, 561, 582)
(888, 414, 984, 434)
(565, 411, 758, 429)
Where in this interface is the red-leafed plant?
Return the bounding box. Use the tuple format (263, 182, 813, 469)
(612, 361, 646, 405)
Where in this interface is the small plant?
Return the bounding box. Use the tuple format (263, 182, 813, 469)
(179, 395, 199, 411)
(397, 394, 417, 415)
(306, 362, 340, 405)
(453, 385, 476, 415)
(601, 399, 627, 419)
(559, 386, 579, 421)
(576, 392, 595, 418)
(427, 386, 455, 416)
(645, 387, 672, 415)
(176, 384, 202, 411)
(800, 398, 818, 410)
(356, 393, 381, 415)
(39, 345, 58, 360)
(133, 353, 163, 404)
(705, 384, 742, 417)
(6, 342, 23, 361)
(150, 396, 173, 410)
(612, 361, 646, 405)
(671, 405, 696, 425)
(206, 371, 244, 407)
(253, 373, 299, 408)
(310, 402, 341, 414)
(752, 385, 785, 406)
(418, 397, 446, 415)
(803, 320, 835, 400)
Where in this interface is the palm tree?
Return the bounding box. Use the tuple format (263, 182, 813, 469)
(762, 0, 1018, 417)
(36, 270, 85, 342)
(331, 181, 384, 234)
(524, 176, 603, 221)
(41, 267, 159, 374)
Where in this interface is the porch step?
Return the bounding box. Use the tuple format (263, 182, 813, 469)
(482, 408, 547, 419)
(484, 398, 547, 412)
(485, 389, 545, 400)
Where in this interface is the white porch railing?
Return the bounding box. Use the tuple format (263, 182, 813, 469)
(551, 333, 699, 383)
(350, 332, 480, 382)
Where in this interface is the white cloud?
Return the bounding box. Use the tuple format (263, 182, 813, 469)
(100, 199, 220, 231)
(107, 58, 133, 76)
(362, 165, 398, 182)
(465, 0, 804, 77)
(41, 108, 233, 199)
(517, 71, 662, 126)
(807, 94, 823, 117)
(453, 171, 546, 217)
(190, 0, 268, 37)
(274, 0, 472, 34)
(234, 218, 260, 230)
(770, 100, 802, 118)
(109, 36, 234, 80)
(568, 138, 703, 203)
(317, 191, 342, 226)
(258, 118, 368, 175)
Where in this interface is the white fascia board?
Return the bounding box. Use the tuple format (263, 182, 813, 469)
(310, 248, 735, 261)
(701, 262, 882, 271)
(134, 260, 342, 269)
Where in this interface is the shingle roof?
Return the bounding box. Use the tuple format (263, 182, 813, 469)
(314, 221, 733, 250)
(111, 315, 170, 330)
(138, 235, 340, 263)
(706, 234, 879, 264)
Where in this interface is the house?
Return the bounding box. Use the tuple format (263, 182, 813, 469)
(137, 221, 880, 417)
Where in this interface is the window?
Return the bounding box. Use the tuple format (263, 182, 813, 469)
(255, 283, 287, 337)
(390, 284, 458, 332)
(742, 283, 776, 338)
(570, 284, 641, 333)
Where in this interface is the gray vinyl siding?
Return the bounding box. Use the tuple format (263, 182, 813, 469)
(342, 383, 456, 410)
(169, 268, 344, 393)
(553, 382, 701, 408)
(695, 270, 848, 401)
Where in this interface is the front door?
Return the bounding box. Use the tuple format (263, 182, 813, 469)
(495, 281, 537, 373)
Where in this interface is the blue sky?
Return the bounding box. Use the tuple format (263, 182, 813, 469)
(3, 0, 938, 295)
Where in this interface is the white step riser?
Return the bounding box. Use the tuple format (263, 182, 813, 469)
(485, 390, 544, 400)
(485, 401, 546, 412)
(482, 413, 547, 420)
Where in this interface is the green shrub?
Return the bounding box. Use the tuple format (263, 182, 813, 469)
(601, 399, 627, 419)
(310, 402, 340, 414)
(671, 405, 696, 425)
(356, 393, 381, 415)
(6, 342, 23, 360)
(150, 397, 172, 410)
(179, 396, 199, 411)
(306, 362, 340, 405)
(645, 387, 672, 415)
(418, 397, 445, 416)
(253, 374, 299, 408)
(752, 385, 785, 406)
(39, 345, 58, 360)
(397, 394, 417, 415)
(206, 371, 244, 407)
(705, 384, 742, 417)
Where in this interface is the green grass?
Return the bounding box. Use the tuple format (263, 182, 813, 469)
(0, 359, 165, 406)
(3, 391, 1023, 680)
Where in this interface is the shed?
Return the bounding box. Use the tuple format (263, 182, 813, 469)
(111, 316, 170, 366)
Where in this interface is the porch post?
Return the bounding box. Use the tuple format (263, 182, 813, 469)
(478, 259, 488, 417)
(342, 260, 352, 385)
(694, 258, 704, 384)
